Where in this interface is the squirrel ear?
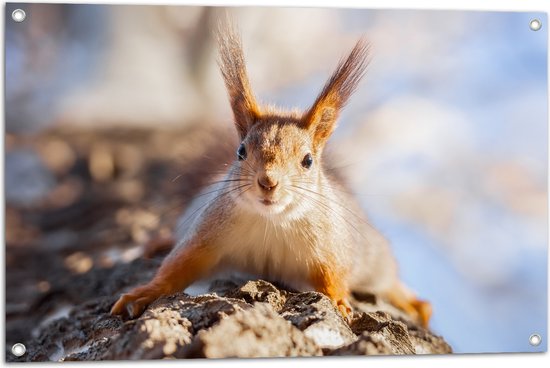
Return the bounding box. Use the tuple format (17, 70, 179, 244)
(303, 38, 370, 145)
(216, 19, 261, 139)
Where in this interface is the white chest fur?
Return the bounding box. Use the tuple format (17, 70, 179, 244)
(173, 179, 350, 291)
(215, 210, 319, 289)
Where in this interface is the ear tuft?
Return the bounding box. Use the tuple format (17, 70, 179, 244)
(304, 38, 370, 145)
(215, 17, 260, 139)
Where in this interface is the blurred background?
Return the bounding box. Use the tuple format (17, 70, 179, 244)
(4, 4, 547, 354)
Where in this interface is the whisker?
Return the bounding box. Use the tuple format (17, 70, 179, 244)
(193, 162, 255, 177)
(289, 177, 356, 197)
(287, 178, 379, 230)
(286, 186, 371, 245)
(204, 177, 253, 186)
(173, 183, 251, 235)
(187, 180, 251, 201)
(290, 183, 376, 231)
(239, 158, 257, 177)
(171, 174, 183, 182)
(140, 160, 256, 234)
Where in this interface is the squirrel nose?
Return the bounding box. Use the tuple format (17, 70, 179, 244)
(258, 176, 278, 191)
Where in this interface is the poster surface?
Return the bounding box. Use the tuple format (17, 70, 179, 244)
(4, 3, 548, 361)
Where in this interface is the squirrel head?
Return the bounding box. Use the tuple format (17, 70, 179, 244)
(216, 21, 369, 217)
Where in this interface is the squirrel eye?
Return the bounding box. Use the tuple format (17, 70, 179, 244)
(301, 153, 313, 169)
(237, 143, 247, 161)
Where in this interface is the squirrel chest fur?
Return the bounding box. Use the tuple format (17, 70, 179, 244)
(174, 160, 361, 291)
(111, 21, 432, 327)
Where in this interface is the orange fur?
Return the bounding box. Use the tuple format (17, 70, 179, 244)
(111, 241, 218, 319)
(216, 21, 261, 139)
(385, 282, 432, 328)
(309, 261, 352, 320)
(303, 38, 370, 147)
(111, 20, 431, 328)
(142, 237, 175, 259)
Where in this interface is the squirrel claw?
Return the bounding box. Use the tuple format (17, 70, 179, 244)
(411, 299, 432, 328)
(111, 293, 142, 319)
(111, 291, 157, 319)
(110, 293, 132, 319)
(336, 298, 353, 323)
(130, 296, 154, 318)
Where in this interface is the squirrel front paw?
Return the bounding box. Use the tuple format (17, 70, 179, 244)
(410, 299, 432, 328)
(336, 298, 353, 323)
(110, 285, 163, 319)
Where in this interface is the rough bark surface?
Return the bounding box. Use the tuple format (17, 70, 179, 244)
(7, 262, 451, 362)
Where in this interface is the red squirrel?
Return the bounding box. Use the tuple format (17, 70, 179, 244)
(111, 21, 431, 327)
